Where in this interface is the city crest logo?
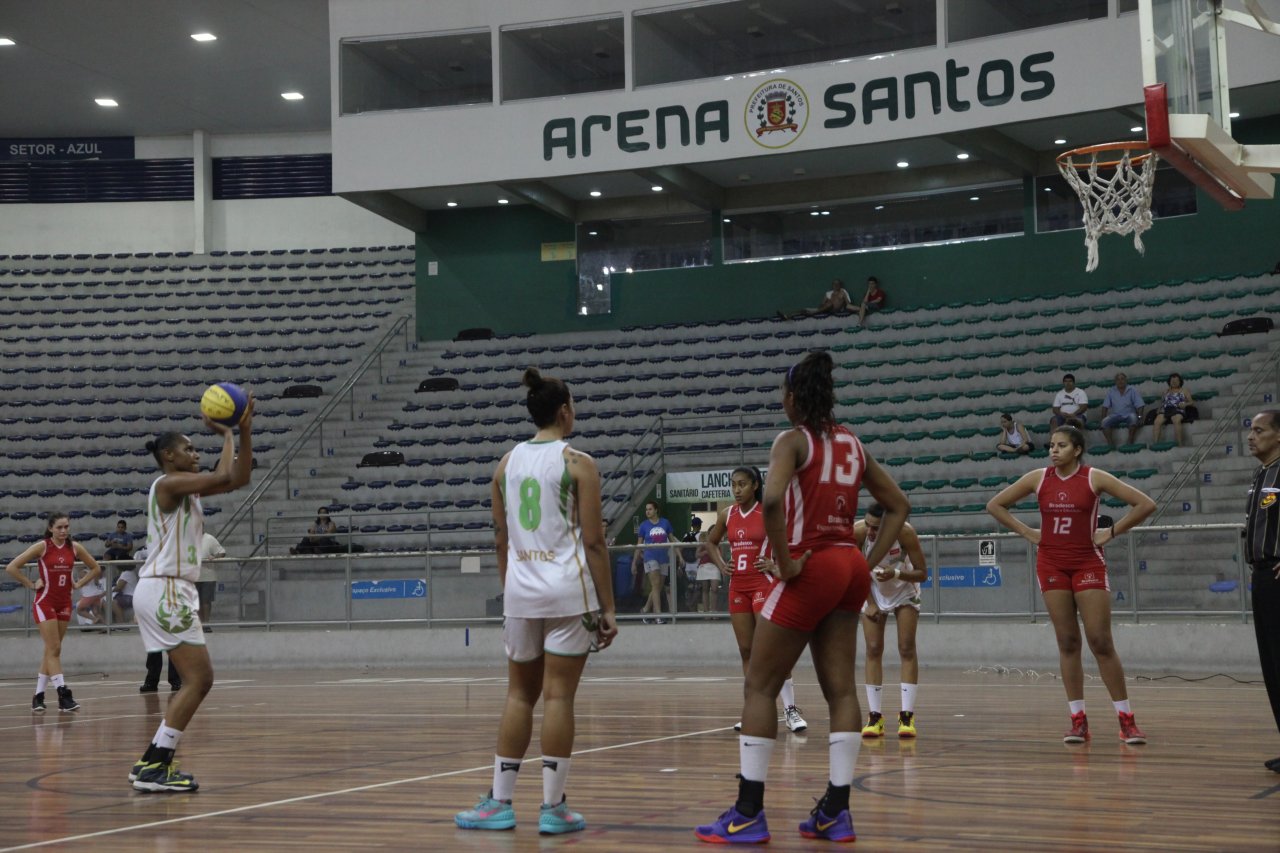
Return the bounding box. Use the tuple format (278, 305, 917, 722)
(745, 79, 808, 149)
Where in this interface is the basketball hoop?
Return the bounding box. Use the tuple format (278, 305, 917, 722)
(1056, 141, 1159, 272)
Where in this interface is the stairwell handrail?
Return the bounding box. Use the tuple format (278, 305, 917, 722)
(1149, 339, 1280, 524)
(215, 313, 413, 547)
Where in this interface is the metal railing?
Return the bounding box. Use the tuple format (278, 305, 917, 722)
(0, 523, 1251, 636)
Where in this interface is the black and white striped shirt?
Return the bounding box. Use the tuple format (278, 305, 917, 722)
(1245, 460, 1280, 568)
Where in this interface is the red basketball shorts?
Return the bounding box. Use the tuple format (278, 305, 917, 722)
(761, 546, 870, 632)
(33, 598, 72, 623)
(1036, 557, 1109, 594)
(728, 571, 776, 615)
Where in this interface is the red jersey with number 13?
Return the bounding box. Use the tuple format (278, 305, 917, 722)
(1036, 465, 1105, 571)
(785, 425, 866, 552)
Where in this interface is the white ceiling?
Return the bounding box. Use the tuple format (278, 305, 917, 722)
(0, 0, 1275, 218)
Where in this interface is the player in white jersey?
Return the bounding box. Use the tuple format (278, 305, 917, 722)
(127, 398, 254, 793)
(853, 502, 928, 739)
(456, 367, 617, 837)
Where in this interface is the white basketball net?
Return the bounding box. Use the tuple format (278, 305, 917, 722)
(1057, 147, 1158, 272)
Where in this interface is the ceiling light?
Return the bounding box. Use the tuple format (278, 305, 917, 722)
(596, 283, 604, 291)
(0, 38, 15, 46)
(95, 98, 118, 107)
(625, 267, 633, 273)
(281, 91, 304, 101)
(896, 160, 909, 168)
(1044, 186, 1053, 191)
(956, 152, 970, 160)
(1130, 125, 1143, 133)
(969, 196, 980, 201)
(191, 32, 217, 42)
(650, 185, 663, 192)
(723, 218, 731, 223)
(589, 190, 602, 197)
(1053, 138, 1067, 145)
(588, 230, 598, 236)
(497, 198, 509, 205)
(810, 211, 820, 216)
(874, 205, 885, 210)
(820, 211, 830, 216)
(1229, 111, 1240, 119)
(445, 201, 458, 207)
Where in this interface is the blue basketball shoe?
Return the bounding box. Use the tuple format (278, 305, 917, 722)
(538, 797, 586, 834)
(454, 792, 516, 830)
(694, 805, 770, 844)
(799, 805, 857, 842)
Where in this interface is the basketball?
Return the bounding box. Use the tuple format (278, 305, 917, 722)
(200, 382, 249, 426)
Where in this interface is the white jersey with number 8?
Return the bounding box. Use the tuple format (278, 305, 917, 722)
(139, 475, 205, 583)
(502, 439, 600, 619)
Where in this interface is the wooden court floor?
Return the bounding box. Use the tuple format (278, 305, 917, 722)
(2, 662, 1278, 851)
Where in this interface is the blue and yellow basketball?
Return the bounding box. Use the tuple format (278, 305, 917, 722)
(200, 382, 249, 426)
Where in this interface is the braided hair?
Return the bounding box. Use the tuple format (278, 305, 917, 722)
(785, 350, 837, 435)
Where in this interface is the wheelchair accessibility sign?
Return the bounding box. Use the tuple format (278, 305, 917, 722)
(921, 566, 1002, 588)
(351, 579, 427, 600)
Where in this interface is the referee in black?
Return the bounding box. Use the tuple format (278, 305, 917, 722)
(1246, 410, 1280, 772)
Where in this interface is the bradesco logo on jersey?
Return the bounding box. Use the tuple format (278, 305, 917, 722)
(540, 51, 1055, 161)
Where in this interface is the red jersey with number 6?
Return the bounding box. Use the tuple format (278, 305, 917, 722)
(1036, 465, 1105, 571)
(727, 502, 771, 571)
(785, 425, 866, 552)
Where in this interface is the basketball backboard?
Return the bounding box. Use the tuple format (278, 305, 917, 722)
(1139, 0, 1278, 208)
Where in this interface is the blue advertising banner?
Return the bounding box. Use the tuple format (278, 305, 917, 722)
(921, 566, 1002, 588)
(0, 137, 135, 161)
(351, 579, 427, 600)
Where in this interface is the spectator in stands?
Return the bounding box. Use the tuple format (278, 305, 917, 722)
(103, 519, 135, 562)
(1151, 372, 1197, 447)
(112, 557, 139, 624)
(1049, 373, 1089, 431)
(195, 532, 226, 627)
(694, 531, 722, 613)
(858, 276, 887, 326)
(1100, 372, 1145, 447)
(996, 413, 1034, 455)
(75, 570, 108, 628)
(680, 516, 703, 611)
(292, 507, 342, 554)
(779, 279, 854, 320)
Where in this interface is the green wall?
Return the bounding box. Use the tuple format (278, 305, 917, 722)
(416, 189, 1280, 341)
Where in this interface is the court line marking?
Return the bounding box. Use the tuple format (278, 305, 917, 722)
(0, 725, 733, 851)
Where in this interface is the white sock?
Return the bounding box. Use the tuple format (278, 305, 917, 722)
(1068, 700, 1086, 716)
(35, 673, 49, 695)
(865, 684, 883, 714)
(50, 673, 65, 689)
(153, 722, 183, 751)
(739, 735, 775, 783)
(492, 755, 521, 801)
(829, 732, 861, 787)
(780, 678, 796, 709)
(1113, 699, 1132, 715)
(900, 683, 917, 714)
(542, 756, 571, 806)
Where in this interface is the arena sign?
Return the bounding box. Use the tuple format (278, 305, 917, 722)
(666, 470, 737, 503)
(0, 136, 135, 161)
(542, 51, 1053, 162)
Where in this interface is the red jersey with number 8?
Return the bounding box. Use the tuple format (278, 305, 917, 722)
(785, 425, 866, 552)
(1036, 465, 1105, 571)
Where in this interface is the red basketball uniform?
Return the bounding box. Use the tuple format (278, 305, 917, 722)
(762, 425, 871, 631)
(1036, 465, 1108, 593)
(33, 539, 75, 622)
(725, 502, 776, 615)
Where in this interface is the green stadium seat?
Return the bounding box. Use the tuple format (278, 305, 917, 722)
(979, 426, 1003, 437)
(904, 431, 929, 442)
(927, 429, 954, 441)
(941, 453, 967, 464)
(1150, 441, 1178, 452)
(913, 455, 941, 465)
(1118, 443, 1145, 454)
(898, 480, 923, 491)
(1188, 330, 1214, 340)
(955, 427, 980, 439)
(880, 432, 905, 443)
(1014, 501, 1038, 512)
(923, 479, 950, 490)
(1102, 497, 1128, 508)
(1089, 445, 1114, 457)
(979, 475, 1006, 488)
(954, 369, 978, 380)
(831, 344, 854, 353)
(951, 477, 979, 490)
(1209, 368, 1235, 378)
(970, 451, 997, 462)
(957, 503, 987, 513)
(884, 456, 911, 466)
(888, 394, 911, 404)
(1129, 468, 1158, 479)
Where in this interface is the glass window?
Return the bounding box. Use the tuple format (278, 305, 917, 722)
(723, 184, 1023, 262)
(340, 30, 492, 115)
(947, 0, 1106, 43)
(634, 0, 937, 87)
(577, 214, 714, 277)
(1118, 0, 1139, 13)
(501, 16, 625, 102)
(1035, 165, 1198, 233)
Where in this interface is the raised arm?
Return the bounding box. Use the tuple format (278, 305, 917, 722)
(986, 470, 1044, 544)
(71, 542, 103, 589)
(1089, 470, 1156, 546)
(4, 541, 47, 589)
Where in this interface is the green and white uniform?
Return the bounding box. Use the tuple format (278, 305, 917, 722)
(133, 476, 206, 652)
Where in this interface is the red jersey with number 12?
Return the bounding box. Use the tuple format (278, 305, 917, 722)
(1036, 465, 1105, 571)
(785, 425, 866, 552)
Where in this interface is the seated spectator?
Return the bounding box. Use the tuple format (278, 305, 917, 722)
(292, 507, 344, 554)
(196, 532, 226, 625)
(112, 558, 140, 624)
(858, 276, 886, 326)
(779, 278, 854, 320)
(694, 531, 721, 613)
(1100, 372, 1145, 447)
(102, 519, 135, 562)
(1049, 373, 1089, 431)
(1150, 372, 1197, 446)
(995, 413, 1033, 455)
(75, 570, 108, 628)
